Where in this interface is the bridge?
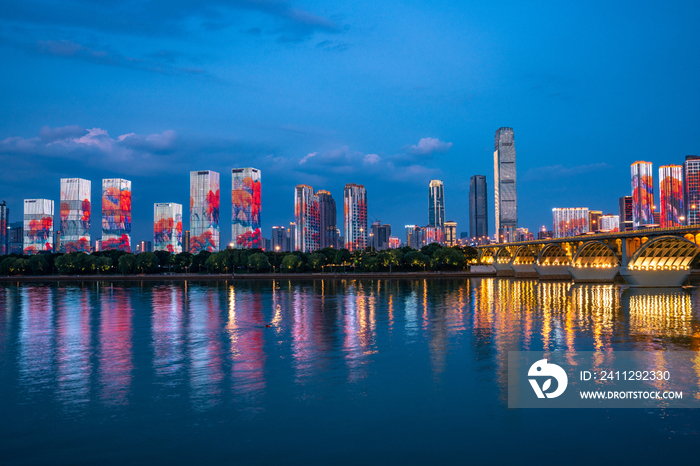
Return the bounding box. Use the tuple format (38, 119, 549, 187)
(475, 226, 700, 287)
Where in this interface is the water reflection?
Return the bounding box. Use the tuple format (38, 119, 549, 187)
(19, 285, 54, 396)
(188, 285, 224, 410)
(56, 286, 92, 407)
(152, 284, 185, 381)
(99, 286, 133, 406)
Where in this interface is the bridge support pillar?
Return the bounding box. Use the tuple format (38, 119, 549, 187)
(533, 264, 571, 280)
(511, 264, 538, 278)
(568, 265, 619, 283)
(493, 263, 514, 277)
(620, 267, 690, 287)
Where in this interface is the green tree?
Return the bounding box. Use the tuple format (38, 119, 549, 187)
(0, 257, 16, 276)
(174, 252, 193, 273)
(96, 256, 112, 274)
(334, 249, 351, 265)
(205, 252, 230, 273)
(154, 250, 173, 271)
(55, 254, 74, 275)
(307, 252, 325, 272)
(136, 252, 160, 274)
(14, 258, 29, 275)
(281, 254, 301, 272)
(421, 242, 443, 258)
(248, 252, 271, 272)
(432, 247, 466, 270)
(192, 251, 211, 273)
(404, 250, 429, 270)
(118, 254, 136, 274)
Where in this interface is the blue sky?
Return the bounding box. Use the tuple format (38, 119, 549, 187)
(1, 0, 699, 244)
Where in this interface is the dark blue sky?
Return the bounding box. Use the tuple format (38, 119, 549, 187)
(1, 0, 699, 245)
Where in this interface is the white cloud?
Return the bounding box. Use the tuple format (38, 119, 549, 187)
(299, 151, 317, 164)
(364, 153, 380, 164)
(408, 137, 453, 155)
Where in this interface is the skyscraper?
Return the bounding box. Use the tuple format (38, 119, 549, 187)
(316, 190, 337, 249)
(23, 199, 54, 254)
(102, 178, 131, 251)
(659, 165, 684, 227)
(600, 215, 620, 232)
(190, 170, 219, 253)
(494, 127, 517, 242)
(271, 226, 286, 252)
(552, 208, 589, 238)
(343, 183, 367, 251)
(618, 196, 634, 231)
(295, 185, 319, 252)
(405, 225, 422, 249)
(428, 180, 445, 229)
(631, 161, 654, 229)
(469, 175, 488, 240)
(231, 167, 261, 249)
(370, 221, 391, 250)
(60, 178, 91, 253)
(287, 222, 296, 251)
(444, 220, 457, 246)
(0, 201, 8, 255)
(683, 155, 700, 225)
(154, 203, 183, 253)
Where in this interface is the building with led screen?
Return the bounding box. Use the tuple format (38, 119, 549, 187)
(344, 183, 367, 251)
(294, 185, 319, 252)
(60, 178, 91, 252)
(684, 155, 700, 225)
(423, 226, 444, 246)
(154, 203, 183, 253)
(190, 170, 220, 253)
(600, 214, 620, 232)
(552, 207, 589, 238)
(0, 201, 8, 255)
(24, 199, 54, 254)
(631, 161, 654, 229)
(231, 167, 261, 249)
(102, 178, 131, 251)
(494, 127, 517, 242)
(428, 180, 445, 229)
(659, 165, 684, 227)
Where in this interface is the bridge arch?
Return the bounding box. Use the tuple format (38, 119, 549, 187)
(495, 247, 512, 264)
(478, 248, 496, 264)
(627, 236, 700, 271)
(512, 246, 536, 265)
(537, 244, 570, 266)
(571, 241, 619, 268)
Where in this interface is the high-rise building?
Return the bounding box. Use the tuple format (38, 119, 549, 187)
(405, 225, 422, 249)
(60, 178, 91, 253)
(24, 199, 54, 254)
(9, 221, 23, 254)
(231, 167, 261, 249)
(0, 201, 8, 255)
(183, 231, 190, 253)
(287, 222, 296, 251)
(423, 226, 444, 246)
(137, 241, 152, 253)
(316, 190, 337, 249)
(102, 178, 131, 251)
(154, 202, 183, 253)
(600, 215, 620, 232)
(343, 183, 367, 251)
(494, 127, 517, 242)
(428, 180, 445, 229)
(588, 210, 602, 233)
(444, 221, 457, 246)
(388, 237, 401, 249)
(659, 165, 684, 227)
(469, 175, 488, 240)
(295, 185, 319, 252)
(631, 161, 654, 229)
(552, 208, 589, 238)
(190, 170, 219, 253)
(618, 196, 634, 231)
(516, 227, 532, 242)
(684, 155, 700, 225)
(271, 226, 286, 252)
(370, 221, 391, 250)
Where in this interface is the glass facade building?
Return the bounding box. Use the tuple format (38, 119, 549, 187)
(154, 203, 183, 253)
(343, 183, 367, 251)
(190, 170, 220, 253)
(271, 226, 286, 252)
(683, 155, 700, 225)
(659, 165, 684, 227)
(423, 226, 444, 246)
(370, 221, 391, 250)
(317, 190, 338, 249)
(295, 185, 319, 252)
(231, 167, 261, 249)
(552, 207, 589, 238)
(405, 225, 421, 250)
(631, 161, 654, 229)
(60, 178, 91, 253)
(469, 175, 488, 240)
(102, 178, 131, 251)
(0, 201, 8, 255)
(428, 180, 445, 229)
(494, 127, 517, 242)
(23, 199, 54, 254)
(618, 196, 634, 231)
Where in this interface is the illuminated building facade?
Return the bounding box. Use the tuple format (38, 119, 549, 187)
(423, 226, 444, 246)
(428, 180, 445, 229)
(552, 208, 589, 238)
(60, 178, 91, 252)
(271, 226, 286, 252)
(190, 170, 220, 253)
(684, 155, 700, 225)
(102, 178, 131, 251)
(631, 161, 654, 229)
(343, 183, 367, 251)
(600, 215, 620, 232)
(295, 185, 319, 252)
(231, 167, 261, 249)
(469, 175, 488, 240)
(287, 222, 296, 251)
(619, 196, 634, 231)
(444, 220, 457, 246)
(659, 165, 684, 227)
(388, 237, 401, 249)
(23, 199, 54, 254)
(154, 202, 183, 253)
(405, 225, 421, 249)
(316, 190, 337, 249)
(588, 210, 602, 233)
(494, 127, 517, 242)
(0, 201, 8, 255)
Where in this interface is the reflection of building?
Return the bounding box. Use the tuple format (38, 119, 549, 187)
(659, 165, 684, 227)
(599, 214, 620, 232)
(271, 226, 286, 252)
(631, 161, 654, 229)
(552, 207, 589, 238)
(588, 210, 602, 233)
(102, 178, 131, 251)
(469, 175, 488, 240)
(24, 199, 54, 254)
(494, 127, 517, 242)
(444, 221, 457, 246)
(344, 183, 367, 251)
(0, 201, 8, 255)
(370, 221, 391, 250)
(405, 225, 421, 249)
(428, 180, 445, 229)
(619, 196, 634, 231)
(316, 190, 337, 249)
(60, 178, 91, 253)
(684, 155, 700, 225)
(190, 170, 219, 253)
(295, 185, 319, 252)
(154, 202, 183, 253)
(231, 167, 261, 249)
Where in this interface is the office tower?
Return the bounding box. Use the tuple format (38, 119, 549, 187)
(588, 210, 602, 233)
(444, 221, 457, 246)
(423, 226, 444, 246)
(684, 155, 700, 225)
(190, 170, 220, 253)
(101, 179, 131, 251)
(0, 201, 8, 255)
(9, 221, 23, 254)
(631, 161, 654, 229)
(287, 222, 296, 251)
(316, 190, 337, 249)
(494, 127, 517, 242)
(370, 221, 391, 250)
(183, 231, 190, 253)
(59, 178, 91, 253)
(428, 180, 445, 229)
(295, 185, 319, 252)
(231, 167, 261, 249)
(23, 199, 54, 254)
(659, 165, 684, 227)
(154, 202, 183, 253)
(653, 211, 661, 225)
(618, 196, 634, 231)
(469, 175, 488, 240)
(388, 237, 401, 249)
(405, 225, 422, 249)
(600, 215, 620, 232)
(271, 226, 286, 252)
(552, 208, 589, 238)
(343, 183, 367, 251)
